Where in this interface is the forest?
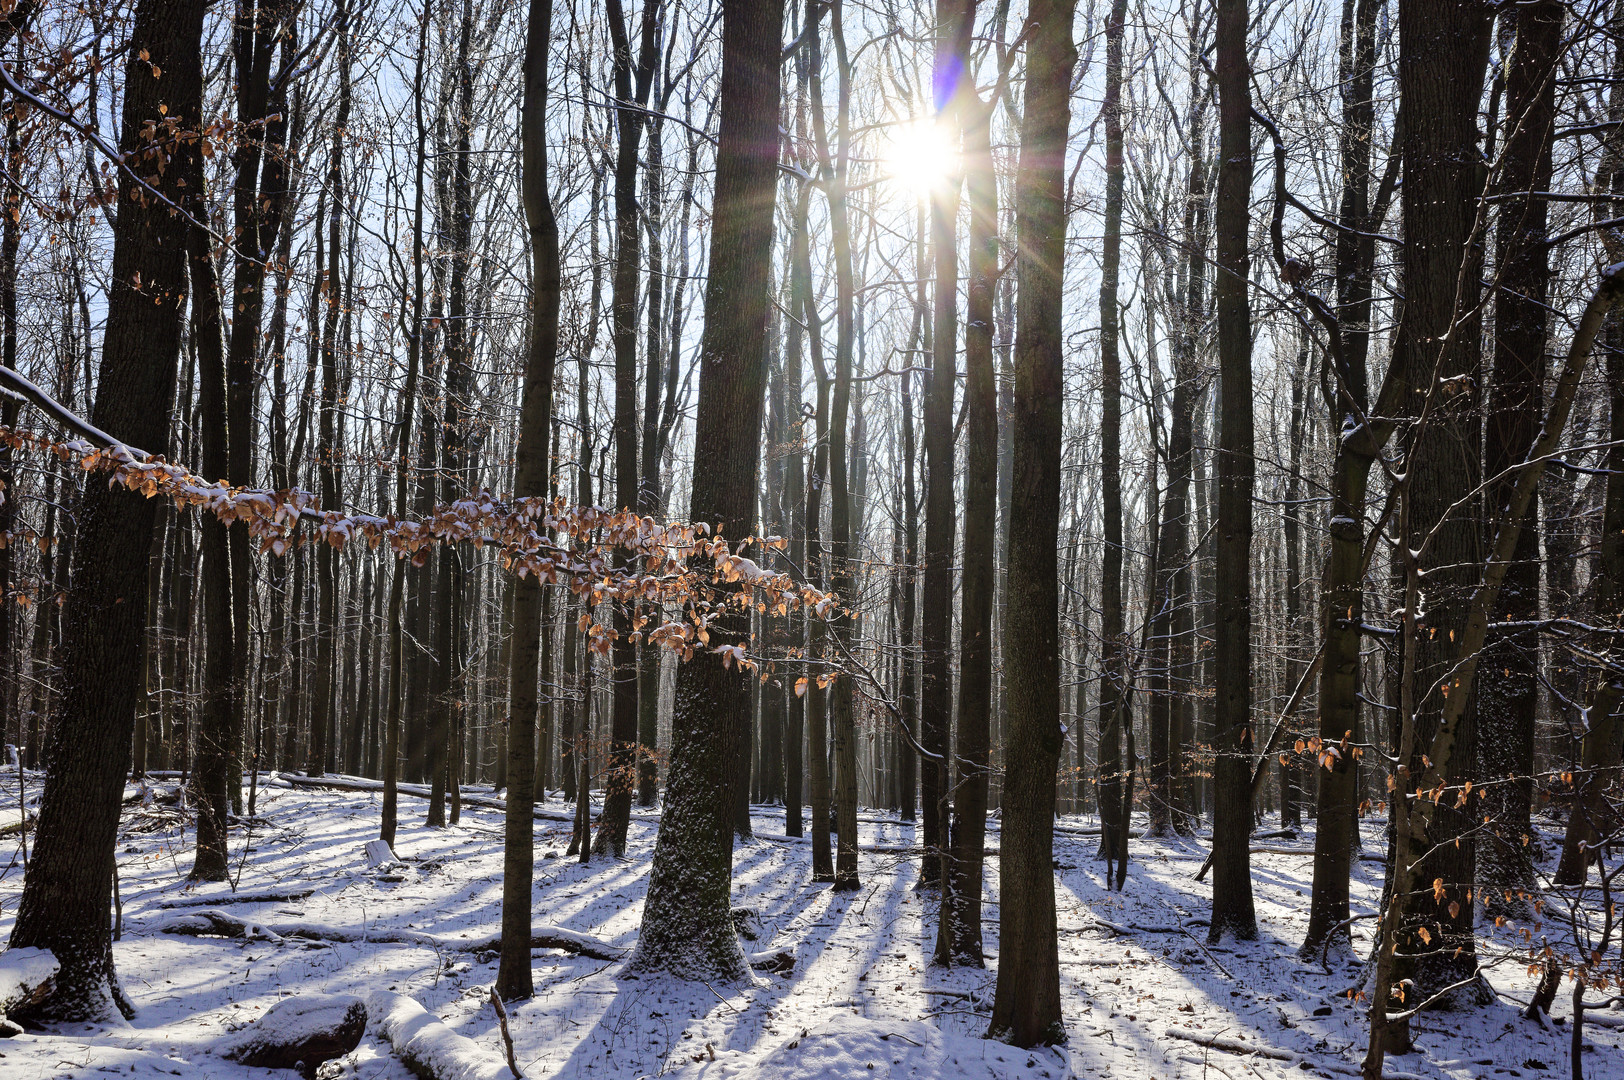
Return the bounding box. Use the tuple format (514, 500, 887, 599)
(0, 0, 1621, 1077)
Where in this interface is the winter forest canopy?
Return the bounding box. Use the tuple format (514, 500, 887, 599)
(0, 0, 1622, 1077)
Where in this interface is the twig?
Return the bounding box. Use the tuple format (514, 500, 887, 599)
(490, 987, 522, 1079)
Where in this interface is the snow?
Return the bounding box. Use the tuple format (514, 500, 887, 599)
(0, 776, 1617, 1079)
(662, 1013, 1071, 1079)
(219, 993, 366, 1065)
(0, 946, 57, 1011)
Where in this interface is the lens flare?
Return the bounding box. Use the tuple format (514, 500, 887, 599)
(882, 117, 959, 197)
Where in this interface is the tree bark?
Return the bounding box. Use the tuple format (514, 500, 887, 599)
(497, 0, 561, 1003)
(597, 0, 661, 858)
(986, 0, 1073, 1048)
(920, 0, 970, 891)
(1208, 0, 1258, 945)
(1478, 0, 1561, 916)
(632, 0, 784, 981)
(8, 0, 206, 1019)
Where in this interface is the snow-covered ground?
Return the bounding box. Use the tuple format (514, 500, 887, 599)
(0, 774, 1616, 1079)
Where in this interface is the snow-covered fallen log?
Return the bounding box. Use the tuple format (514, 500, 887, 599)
(0, 947, 58, 1031)
(155, 885, 317, 908)
(749, 948, 794, 973)
(1161, 1025, 1392, 1078)
(151, 908, 622, 959)
(220, 994, 367, 1076)
(274, 773, 577, 824)
(369, 991, 515, 1080)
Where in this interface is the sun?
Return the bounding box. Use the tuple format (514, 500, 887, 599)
(882, 117, 959, 197)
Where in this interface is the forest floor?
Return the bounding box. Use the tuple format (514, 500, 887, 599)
(0, 773, 1617, 1079)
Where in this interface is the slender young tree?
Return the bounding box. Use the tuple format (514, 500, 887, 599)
(986, 0, 1074, 1048)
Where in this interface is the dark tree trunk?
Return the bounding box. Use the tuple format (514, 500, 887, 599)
(8, 0, 206, 1019)
(1095, 0, 1129, 870)
(187, 168, 235, 884)
(939, 91, 995, 966)
(1478, 0, 1561, 916)
(1208, 0, 1258, 945)
(1301, 0, 1388, 960)
(597, 0, 661, 858)
(633, 0, 784, 980)
(920, 0, 970, 891)
(497, 0, 561, 1002)
(986, 0, 1073, 1048)
(1375, 0, 1494, 1051)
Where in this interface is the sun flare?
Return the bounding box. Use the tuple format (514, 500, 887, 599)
(882, 117, 959, 197)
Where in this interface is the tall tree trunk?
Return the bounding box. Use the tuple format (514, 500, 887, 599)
(921, 0, 971, 891)
(1208, 0, 1258, 945)
(986, 0, 1073, 1048)
(821, 0, 860, 893)
(1095, 0, 1129, 870)
(632, 0, 784, 980)
(939, 91, 996, 965)
(1301, 0, 1388, 959)
(498, 0, 561, 1002)
(187, 166, 235, 883)
(381, 0, 432, 847)
(597, 0, 661, 858)
(8, 0, 205, 1019)
(309, 0, 350, 780)
(1367, 0, 1494, 1056)
(1477, 0, 1561, 916)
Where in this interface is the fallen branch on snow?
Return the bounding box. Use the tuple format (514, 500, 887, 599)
(150, 908, 622, 960)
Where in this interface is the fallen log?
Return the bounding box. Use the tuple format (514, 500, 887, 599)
(749, 948, 795, 973)
(370, 990, 514, 1080)
(156, 886, 317, 909)
(221, 994, 367, 1078)
(151, 908, 622, 960)
(274, 773, 578, 825)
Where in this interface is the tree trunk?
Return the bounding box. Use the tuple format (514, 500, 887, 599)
(187, 169, 235, 884)
(1477, 0, 1561, 916)
(632, 0, 784, 980)
(597, 0, 661, 858)
(986, 0, 1073, 1048)
(1095, 0, 1129, 870)
(939, 91, 995, 966)
(920, 0, 970, 892)
(8, 0, 205, 1019)
(1208, 0, 1258, 946)
(497, 0, 561, 1002)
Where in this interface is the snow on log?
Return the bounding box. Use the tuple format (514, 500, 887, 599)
(150, 909, 621, 960)
(0, 947, 58, 1031)
(156, 886, 317, 908)
(278, 773, 577, 824)
(748, 948, 794, 973)
(369, 991, 514, 1080)
(221, 994, 367, 1077)
(153, 909, 286, 941)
